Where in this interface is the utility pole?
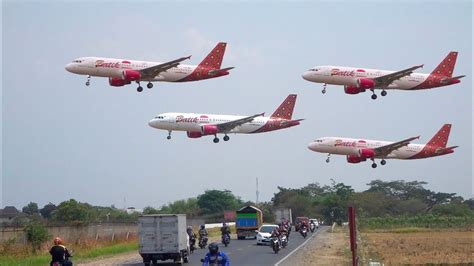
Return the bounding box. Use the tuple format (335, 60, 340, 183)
(256, 177, 259, 206)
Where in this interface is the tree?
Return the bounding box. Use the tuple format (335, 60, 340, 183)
(52, 199, 90, 223)
(22, 202, 39, 215)
(40, 203, 57, 219)
(143, 206, 160, 215)
(25, 221, 51, 253)
(197, 190, 242, 215)
(319, 180, 354, 225)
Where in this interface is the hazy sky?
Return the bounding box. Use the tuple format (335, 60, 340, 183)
(2, 1, 472, 210)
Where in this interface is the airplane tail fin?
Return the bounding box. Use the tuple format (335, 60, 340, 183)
(430, 51, 458, 77)
(198, 42, 228, 69)
(270, 94, 297, 120)
(427, 124, 452, 148)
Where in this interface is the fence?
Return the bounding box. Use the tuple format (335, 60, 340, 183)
(0, 223, 137, 244)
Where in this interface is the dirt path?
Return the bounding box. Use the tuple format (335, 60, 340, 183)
(279, 226, 351, 266)
(77, 251, 141, 266)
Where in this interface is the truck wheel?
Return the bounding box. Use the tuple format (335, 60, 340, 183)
(151, 259, 158, 265)
(183, 256, 189, 263)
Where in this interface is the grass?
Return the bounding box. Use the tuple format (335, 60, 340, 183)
(0, 241, 138, 266)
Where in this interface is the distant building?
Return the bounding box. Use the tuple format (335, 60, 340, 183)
(0, 206, 21, 225)
(125, 207, 143, 214)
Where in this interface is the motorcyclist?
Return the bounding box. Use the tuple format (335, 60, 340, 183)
(310, 220, 316, 231)
(49, 237, 71, 266)
(270, 227, 282, 247)
(201, 242, 230, 266)
(198, 224, 208, 246)
(220, 222, 231, 238)
(187, 226, 197, 250)
(279, 223, 288, 237)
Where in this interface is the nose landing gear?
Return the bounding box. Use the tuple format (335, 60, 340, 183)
(322, 83, 327, 94)
(166, 131, 172, 140)
(325, 154, 331, 163)
(85, 75, 91, 86)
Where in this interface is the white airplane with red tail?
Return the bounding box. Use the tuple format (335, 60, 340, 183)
(148, 94, 303, 143)
(307, 124, 457, 168)
(302, 52, 465, 100)
(65, 42, 233, 92)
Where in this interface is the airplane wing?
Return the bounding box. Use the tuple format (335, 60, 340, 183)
(214, 113, 265, 133)
(140, 56, 191, 79)
(374, 136, 420, 157)
(373, 65, 424, 88)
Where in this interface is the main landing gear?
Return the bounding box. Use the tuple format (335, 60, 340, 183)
(136, 81, 143, 92)
(322, 83, 327, 94)
(213, 136, 220, 143)
(381, 90, 387, 97)
(325, 154, 331, 163)
(371, 159, 387, 168)
(85, 75, 91, 86)
(223, 135, 230, 141)
(166, 131, 172, 140)
(147, 82, 153, 89)
(380, 159, 386, 165)
(370, 90, 377, 100)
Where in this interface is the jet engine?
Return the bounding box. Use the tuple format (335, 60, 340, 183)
(344, 85, 365, 94)
(356, 78, 375, 89)
(109, 77, 131, 87)
(346, 155, 366, 164)
(200, 125, 219, 135)
(187, 132, 203, 138)
(122, 69, 141, 81)
(358, 148, 375, 159)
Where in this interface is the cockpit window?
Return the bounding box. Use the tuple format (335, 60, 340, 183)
(314, 139, 323, 143)
(154, 116, 165, 119)
(73, 60, 83, 63)
(309, 68, 320, 72)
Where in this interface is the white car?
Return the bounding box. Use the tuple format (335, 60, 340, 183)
(256, 224, 278, 246)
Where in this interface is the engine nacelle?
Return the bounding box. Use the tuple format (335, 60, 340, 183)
(109, 77, 131, 87)
(356, 78, 375, 89)
(200, 125, 219, 135)
(344, 85, 365, 94)
(122, 69, 141, 81)
(187, 131, 203, 138)
(346, 155, 366, 164)
(358, 148, 375, 159)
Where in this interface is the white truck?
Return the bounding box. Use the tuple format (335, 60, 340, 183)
(274, 208, 293, 225)
(138, 214, 189, 265)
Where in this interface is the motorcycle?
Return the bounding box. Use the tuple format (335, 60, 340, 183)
(52, 253, 73, 266)
(271, 236, 280, 254)
(300, 227, 308, 238)
(199, 236, 208, 249)
(280, 234, 288, 248)
(310, 223, 315, 233)
(221, 233, 230, 247)
(189, 235, 196, 253)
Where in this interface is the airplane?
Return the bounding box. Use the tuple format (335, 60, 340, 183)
(302, 52, 465, 100)
(148, 94, 303, 143)
(307, 124, 457, 168)
(65, 42, 234, 92)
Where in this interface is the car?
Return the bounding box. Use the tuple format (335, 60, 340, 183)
(256, 224, 278, 246)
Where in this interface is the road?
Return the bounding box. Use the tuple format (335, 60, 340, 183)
(117, 227, 325, 266)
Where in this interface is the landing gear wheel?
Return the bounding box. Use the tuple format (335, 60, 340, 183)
(371, 163, 377, 168)
(85, 81, 90, 86)
(167, 136, 171, 140)
(381, 159, 386, 165)
(213, 137, 219, 143)
(147, 82, 153, 89)
(137, 86, 143, 92)
(223, 135, 230, 141)
(371, 94, 377, 100)
(381, 90, 387, 97)
(167, 131, 172, 140)
(326, 158, 330, 163)
(322, 88, 326, 94)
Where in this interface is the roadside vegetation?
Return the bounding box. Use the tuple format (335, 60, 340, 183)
(1, 179, 472, 264)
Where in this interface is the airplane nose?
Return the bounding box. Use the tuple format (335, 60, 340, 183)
(65, 63, 73, 72)
(307, 142, 317, 151)
(148, 119, 155, 128)
(302, 71, 310, 81)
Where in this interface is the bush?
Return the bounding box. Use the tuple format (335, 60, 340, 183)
(25, 222, 51, 253)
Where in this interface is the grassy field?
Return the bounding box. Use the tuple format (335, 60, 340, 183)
(359, 228, 474, 264)
(0, 241, 138, 266)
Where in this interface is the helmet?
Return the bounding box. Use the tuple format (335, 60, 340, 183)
(187, 226, 193, 230)
(53, 237, 62, 245)
(208, 242, 219, 254)
(200, 224, 205, 229)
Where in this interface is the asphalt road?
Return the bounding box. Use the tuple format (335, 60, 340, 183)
(122, 227, 324, 266)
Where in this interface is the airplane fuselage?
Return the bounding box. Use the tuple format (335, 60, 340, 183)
(65, 57, 199, 82)
(308, 137, 452, 160)
(303, 66, 438, 91)
(148, 113, 300, 135)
